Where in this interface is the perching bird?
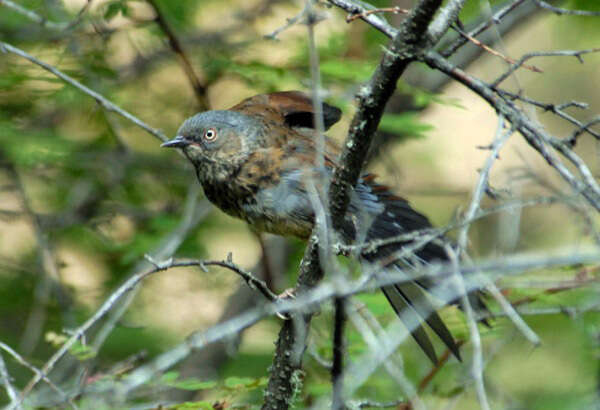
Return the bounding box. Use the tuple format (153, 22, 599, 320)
(162, 91, 484, 363)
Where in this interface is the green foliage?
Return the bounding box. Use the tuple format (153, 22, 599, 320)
(103, 0, 130, 21)
(170, 401, 216, 409)
(1, 1, 599, 409)
(379, 112, 434, 139)
(160, 371, 217, 390)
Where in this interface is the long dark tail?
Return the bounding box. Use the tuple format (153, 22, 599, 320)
(355, 175, 489, 364)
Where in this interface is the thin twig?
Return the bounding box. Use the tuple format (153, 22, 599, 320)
(109, 250, 600, 396)
(146, 0, 208, 110)
(455, 25, 542, 73)
(345, 300, 421, 410)
(457, 115, 513, 253)
(417, 340, 465, 393)
(441, 0, 529, 57)
(492, 48, 600, 87)
(327, 0, 398, 37)
(346, 6, 409, 23)
(446, 246, 491, 410)
(64, 0, 93, 30)
(1, 42, 168, 143)
(15, 256, 274, 407)
(6, 164, 73, 355)
(0, 351, 21, 410)
(533, 0, 600, 16)
(424, 50, 600, 211)
(0, 0, 68, 30)
(355, 399, 410, 408)
(0, 342, 76, 409)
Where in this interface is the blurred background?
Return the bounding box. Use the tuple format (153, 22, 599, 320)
(1, 0, 599, 408)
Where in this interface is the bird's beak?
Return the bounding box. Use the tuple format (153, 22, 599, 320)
(161, 135, 189, 148)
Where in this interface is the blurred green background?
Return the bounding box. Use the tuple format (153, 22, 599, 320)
(1, 0, 599, 408)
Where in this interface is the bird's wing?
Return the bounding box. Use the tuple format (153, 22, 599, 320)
(230, 91, 342, 130)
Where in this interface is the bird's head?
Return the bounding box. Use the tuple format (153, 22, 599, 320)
(161, 110, 264, 167)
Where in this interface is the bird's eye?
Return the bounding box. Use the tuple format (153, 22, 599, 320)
(203, 128, 217, 142)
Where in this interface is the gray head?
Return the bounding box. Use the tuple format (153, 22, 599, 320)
(161, 110, 264, 165)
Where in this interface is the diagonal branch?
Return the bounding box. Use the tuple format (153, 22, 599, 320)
(533, 0, 600, 16)
(15, 256, 273, 407)
(423, 50, 600, 211)
(146, 0, 208, 110)
(263, 1, 451, 409)
(0, 42, 168, 143)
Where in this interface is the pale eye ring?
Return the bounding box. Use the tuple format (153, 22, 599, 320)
(204, 128, 217, 142)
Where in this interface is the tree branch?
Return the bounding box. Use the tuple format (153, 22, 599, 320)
(0, 41, 168, 143)
(423, 50, 600, 211)
(146, 0, 208, 111)
(15, 256, 273, 407)
(262, 1, 449, 408)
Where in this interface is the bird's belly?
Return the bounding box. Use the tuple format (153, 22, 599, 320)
(240, 201, 313, 239)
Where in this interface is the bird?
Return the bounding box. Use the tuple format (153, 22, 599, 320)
(161, 91, 486, 364)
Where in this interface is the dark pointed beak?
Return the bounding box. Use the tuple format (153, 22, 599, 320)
(161, 135, 189, 148)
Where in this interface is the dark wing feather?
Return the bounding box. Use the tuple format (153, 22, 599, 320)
(230, 91, 342, 130)
(351, 175, 487, 363)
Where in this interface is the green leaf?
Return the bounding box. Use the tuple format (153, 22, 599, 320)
(223, 376, 266, 390)
(320, 60, 376, 83)
(160, 371, 180, 383)
(69, 341, 97, 360)
(379, 112, 434, 139)
(171, 379, 217, 391)
(171, 401, 216, 409)
(104, 1, 125, 21)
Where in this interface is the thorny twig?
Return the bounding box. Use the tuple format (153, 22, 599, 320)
(14, 256, 274, 407)
(109, 250, 600, 396)
(492, 48, 600, 87)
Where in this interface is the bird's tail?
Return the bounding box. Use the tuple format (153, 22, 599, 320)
(355, 175, 489, 364)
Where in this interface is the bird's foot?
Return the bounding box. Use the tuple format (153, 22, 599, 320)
(275, 288, 296, 320)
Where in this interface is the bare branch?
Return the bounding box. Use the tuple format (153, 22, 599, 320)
(0, 342, 75, 409)
(16, 256, 272, 406)
(423, 50, 600, 211)
(327, 0, 398, 37)
(441, 0, 530, 57)
(264, 1, 447, 408)
(0, 42, 168, 143)
(533, 0, 600, 16)
(492, 48, 600, 87)
(457, 116, 512, 255)
(346, 6, 409, 23)
(0, 0, 68, 30)
(455, 26, 543, 73)
(446, 247, 490, 410)
(427, 0, 466, 43)
(85, 250, 600, 399)
(146, 0, 208, 110)
(0, 351, 21, 410)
